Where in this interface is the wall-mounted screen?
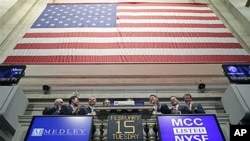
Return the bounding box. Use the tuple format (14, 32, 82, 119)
(222, 64, 250, 84)
(24, 116, 93, 141)
(0, 65, 26, 85)
(157, 114, 225, 141)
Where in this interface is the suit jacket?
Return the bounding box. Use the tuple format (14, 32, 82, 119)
(172, 105, 192, 114)
(86, 106, 93, 113)
(192, 103, 206, 114)
(42, 107, 60, 115)
(60, 105, 88, 115)
(78, 107, 89, 115)
(158, 104, 171, 114)
(60, 105, 74, 115)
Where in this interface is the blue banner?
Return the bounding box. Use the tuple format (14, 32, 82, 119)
(157, 114, 225, 141)
(25, 116, 93, 141)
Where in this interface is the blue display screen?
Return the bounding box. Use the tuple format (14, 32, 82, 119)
(222, 64, 250, 84)
(0, 65, 26, 85)
(24, 116, 93, 141)
(157, 114, 225, 141)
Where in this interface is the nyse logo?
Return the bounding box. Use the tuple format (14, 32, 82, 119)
(230, 125, 250, 141)
(31, 128, 44, 136)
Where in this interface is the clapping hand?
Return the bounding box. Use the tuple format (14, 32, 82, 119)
(172, 108, 180, 114)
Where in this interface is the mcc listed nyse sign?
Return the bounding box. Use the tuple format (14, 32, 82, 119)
(108, 114, 143, 140)
(157, 115, 225, 141)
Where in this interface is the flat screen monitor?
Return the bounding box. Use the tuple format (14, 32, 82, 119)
(0, 65, 26, 85)
(157, 114, 225, 141)
(222, 64, 250, 84)
(24, 116, 93, 141)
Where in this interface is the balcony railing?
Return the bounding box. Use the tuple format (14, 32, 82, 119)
(16, 106, 229, 141)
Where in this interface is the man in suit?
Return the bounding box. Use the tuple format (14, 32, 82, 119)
(87, 96, 97, 115)
(103, 98, 110, 106)
(42, 98, 64, 115)
(170, 96, 191, 114)
(60, 96, 88, 115)
(183, 93, 206, 114)
(149, 95, 171, 114)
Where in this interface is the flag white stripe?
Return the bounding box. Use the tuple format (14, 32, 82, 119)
(9, 48, 248, 56)
(19, 37, 239, 44)
(27, 28, 230, 33)
(116, 12, 216, 17)
(116, 19, 222, 24)
(34, 19, 223, 25)
(117, 6, 211, 10)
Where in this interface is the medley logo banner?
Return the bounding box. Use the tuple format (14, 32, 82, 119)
(31, 128, 86, 136)
(25, 116, 92, 141)
(157, 115, 225, 141)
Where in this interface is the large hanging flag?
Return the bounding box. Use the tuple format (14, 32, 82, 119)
(3, 3, 250, 64)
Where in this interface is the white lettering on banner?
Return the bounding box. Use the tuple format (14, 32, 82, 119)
(173, 127, 207, 134)
(32, 128, 86, 136)
(44, 129, 86, 135)
(112, 133, 140, 140)
(171, 118, 203, 126)
(170, 118, 210, 140)
(174, 135, 209, 141)
(31, 128, 44, 136)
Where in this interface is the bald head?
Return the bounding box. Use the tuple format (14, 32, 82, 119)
(54, 98, 63, 107)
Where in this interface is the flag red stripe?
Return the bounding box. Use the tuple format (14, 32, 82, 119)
(4, 55, 250, 64)
(116, 23, 226, 28)
(117, 9, 213, 13)
(14, 43, 242, 49)
(118, 3, 208, 7)
(23, 32, 234, 38)
(117, 16, 219, 20)
(47, 3, 209, 7)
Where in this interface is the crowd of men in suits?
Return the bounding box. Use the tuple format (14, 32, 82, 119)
(149, 94, 206, 114)
(42, 95, 97, 115)
(43, 93, 205, 116)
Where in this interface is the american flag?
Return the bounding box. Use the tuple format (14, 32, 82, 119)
(3, 3, 250, 64)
